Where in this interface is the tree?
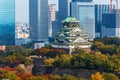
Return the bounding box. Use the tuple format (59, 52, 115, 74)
(70, 54, 86, 68)
(51, 75, 62, 80)
(44, 58, 55, 67)
(33, 48, 49, 57)
(21, 49, 32, 57)
(99, 45, 118, 55)
(62, 74, 78, 80)
(15, 65, 25, 74)
(28, 76, 48, 80)
(7, 55, 16, 64)
(102, 37, 120, 46)
(0, 50, 5, 56)
(46, 49, 67, 58)
(72, 49, 87, 54)
(103, 73, 119, 80)
(90, 72, 104, 80)
(91, 41, 104, 51)
(2, 71, 20, 80)
(53, 54, 72, 68)
(24, 57, 33, 65)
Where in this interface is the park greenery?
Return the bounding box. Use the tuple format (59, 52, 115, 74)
(0, 46, 33, 67)
(0, 37, 120, 79)
(0, 66, 118, 80)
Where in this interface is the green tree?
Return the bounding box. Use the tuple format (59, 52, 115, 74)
(102, 37, 120, 46)
(44, 58, 55, 67)
(28, 76, 48, 80)
(33, 48, 49, 57)
(91, 41, 104, 51)
(51, 75, 62, 80)
(46, 49, 67, 58)
(103, 73, 119, 80)
(99, 45, 118, 55)
(72, 49, 87, 54)
(53, 54, 72, 68)
(0, 50, 5, 56)
(62, 74, 78, 80)
(2, 71, 20, 80)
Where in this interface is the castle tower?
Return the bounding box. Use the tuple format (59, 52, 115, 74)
(52, 16, 92, 54)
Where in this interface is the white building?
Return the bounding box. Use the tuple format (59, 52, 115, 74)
(48, 4, 57, 37)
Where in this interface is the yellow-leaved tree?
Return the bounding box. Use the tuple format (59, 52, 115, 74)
(90, 72, 104, 80)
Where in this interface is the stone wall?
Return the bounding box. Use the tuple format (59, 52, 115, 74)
(33, 67, 97, 79)
(32, 58, 96, 79)
(32, 58, 120, 79)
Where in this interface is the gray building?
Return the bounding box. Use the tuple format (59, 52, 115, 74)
(71, 2, 95, 40)
(52, 11, 59, 37)
(58, 0, 71, 27)
(29, 0, 48, 42)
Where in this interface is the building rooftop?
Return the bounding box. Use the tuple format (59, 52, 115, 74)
(72, 0, 93, 2)
(62, 16, 80, 23)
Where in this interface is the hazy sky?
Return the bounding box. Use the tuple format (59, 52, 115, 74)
(15, 0, 119, 23)
(16, 0, 58, 22)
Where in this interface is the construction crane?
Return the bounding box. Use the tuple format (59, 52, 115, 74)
(110, 0, 118, 13)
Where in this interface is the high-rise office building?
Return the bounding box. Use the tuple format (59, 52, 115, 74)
(29, 0, 48, 42)
(116, 10, 120, 37)
(52, 11, 59, 37)
(71, 2, 95, 40)
(101, 13, 120, 38)
(48, 4, 57, 37)
(58, 0, 71, 27)
(0, 0, 15, 45)
(95, 5, 116, 37)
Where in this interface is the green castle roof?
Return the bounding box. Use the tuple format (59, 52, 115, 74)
(62, 16, 80, 23)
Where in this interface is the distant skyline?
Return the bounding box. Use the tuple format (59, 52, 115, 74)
(16, 0, 120, 23)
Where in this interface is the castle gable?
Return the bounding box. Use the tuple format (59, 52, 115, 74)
(73, 37, 87, 43)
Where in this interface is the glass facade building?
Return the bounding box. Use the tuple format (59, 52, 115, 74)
(58, 0, 71, 27)
(29, 0, 48, 42)
(0, 0, 15, 45)
(95, 5, 116, 37)
(101, 14, 116, 38)
(71, 2, 95, 40)
(101, 13, 120, 38)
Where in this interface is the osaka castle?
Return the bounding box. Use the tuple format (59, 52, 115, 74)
(52, 16, 92, 54)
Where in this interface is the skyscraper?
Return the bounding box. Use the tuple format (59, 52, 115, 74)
(48, 4, 57, 37)
(58, 0, 71, 27)
(29, 0, 48, 42)
(95, 5, 116, 37)
(71, 2, 95, 40)
(101, 13, 120, 38)
(0, 0, 15, 45)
